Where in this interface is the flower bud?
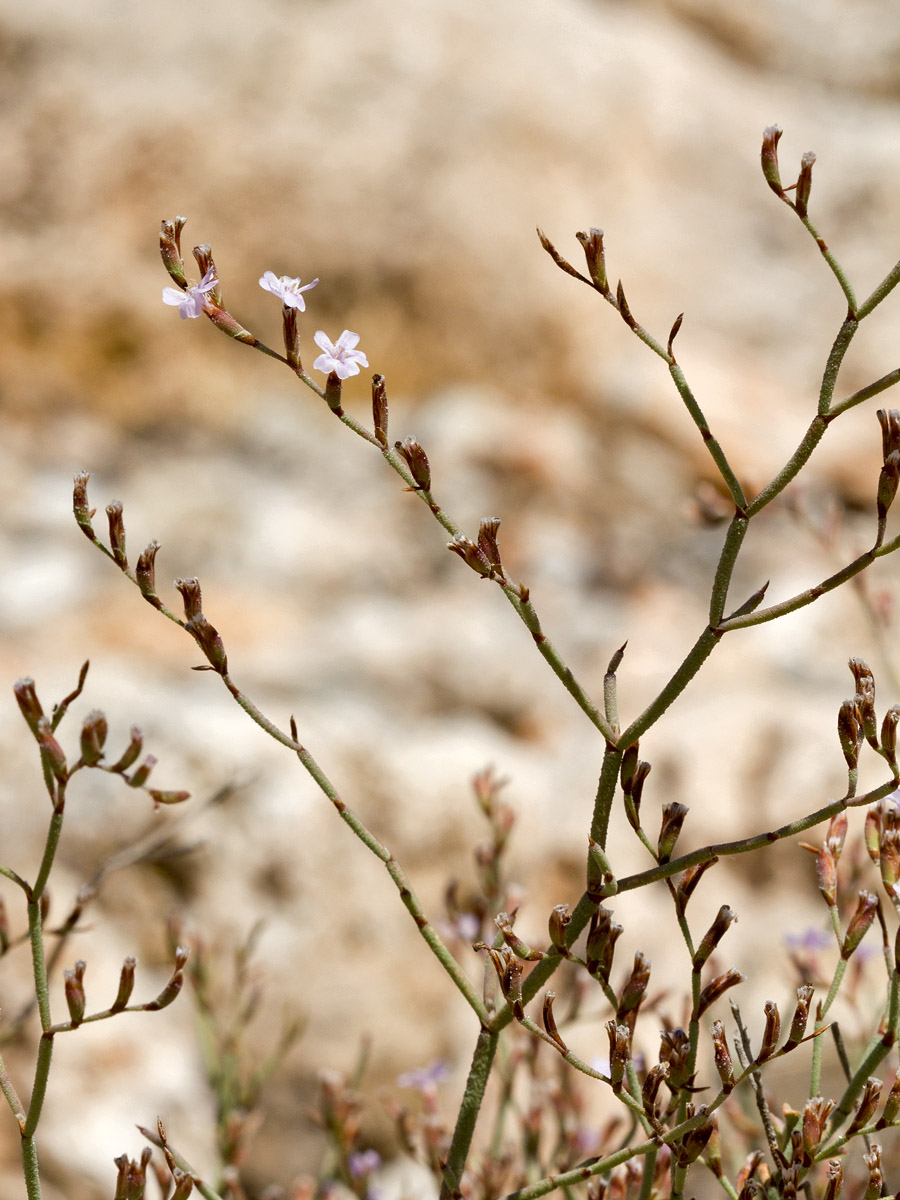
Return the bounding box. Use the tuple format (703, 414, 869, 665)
(36, 717, 67, 782)
(794, 151, 816, 218)
(395, 436, 431, 492)
(204, 303, 257, 343)
(495, 912, 543, 961)
(863, 1145, 882, 1200)
(823, 1160, 843, 1200)
(144, 947, 189, 1012)
(616, 951, 650, 1032)
(548, 904, 571, 955)
(642, 1062, 669, 1116)
(620, 744, 639, 793)
(63, 959, 86, 1026)
(880, 829, 900, 895)
(174, 577, 203, 622)
(842, 891, 878, 958)
(838, 699, 861, 770)
(148, 789, 191, 808)
(802, 1096, 834, 1160)
(784, 984, 815, 1050)
(477, 518, 503, 579)
(73, 470, 96, 539)
(816, 844, 838, 908)
(605, 1020, 630, 1092)
(111, 956, 137, 1013)
(865, 805, 883, 864)
(191, 244, 223, 307)
(188, 613, 229, 673)
(658, 802, 688, 863)
(850, 658, 879, 749)
(697, 968, 745, 1018)
(106, 501, 127, 569)
(283, 303, 301, 369)
(14, 677, 45, 739)
(159, 217, 188, 288)
(109, 726, 143, 773)
(542, 990, 567, 1053)
(575, 227, 609, 294)
(585, 906, 622, 982)
(848, 1078, 882, 1136)
(80, 710, 108, 767)
(674, 859, 718, 916)
(693, 905, 737, 969)
(447, 533, 493, 577)
(371, 374, 389, 448)
(136, 541, 162, 608)
(761, 125, 785, 197)
(128, 755, 157, 789)
(878, 408, 900, 460)
(659, 1027, 691, 1091)
(757, 1000, 781, 1062)
(324, 371, 343, 415)
(711, 1020, 735, 1092)
(615, 280, 637, 330)
(881, 706, 900, 770)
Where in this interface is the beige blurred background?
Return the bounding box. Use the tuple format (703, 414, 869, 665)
(2, 0, 900, 1195)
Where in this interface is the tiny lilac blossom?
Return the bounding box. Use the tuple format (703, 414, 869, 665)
(313, 329, 369, 380)
(348, 1149, 381, 1178)
(162, 268, 218, 320)
(258, 271, 319, 310)
(396, 1061, 450, 1090)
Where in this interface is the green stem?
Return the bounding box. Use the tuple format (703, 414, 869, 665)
(745, 416, 828, 517)
(858, 256, 900, 319)
(222, 676, 488, 1023)
(796, 217, 858, 314)
(440, 1029, 499, 1199)
(617, 626, 721, 748)
(668, 365, 747, 509)
(829, 366, 900, 418)
(828, 968, 899, 1131)
(590, 745, 625, 848)
(818, 316, 859, 416)
(21, 1135, 42, 1200)
(708, 515, 749, 627)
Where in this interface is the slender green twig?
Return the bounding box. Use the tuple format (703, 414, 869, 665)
(440, 1029, 499, 1200)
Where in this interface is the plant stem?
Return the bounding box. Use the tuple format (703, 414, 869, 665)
(440, 1029, 499, 1199)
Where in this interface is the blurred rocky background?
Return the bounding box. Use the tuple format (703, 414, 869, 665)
(2, 0, 900, 1196)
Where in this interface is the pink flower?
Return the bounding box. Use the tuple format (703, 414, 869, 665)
(258, 271, 319, 310)
(313, 330, 369, 379)
(162, 268, 218, 320)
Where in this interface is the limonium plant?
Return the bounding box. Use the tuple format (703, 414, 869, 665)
(6, 125, 900, 1200)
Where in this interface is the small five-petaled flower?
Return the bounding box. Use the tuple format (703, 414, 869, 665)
(162, 268, 218, 320)
(258, 271, 319, 310)
(313, 329, 369, 379)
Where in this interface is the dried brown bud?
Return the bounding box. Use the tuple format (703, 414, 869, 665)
(187, 613, 228, 673)
(757, 1000, 781, 1062)
(878, 408, 900, 461)
(109, 726, 143, 774)
(877, 450, 900, 535)
(838, 699, 861, 770)
(160, 217, 188, 288)
(13, 677, 45, 738)
(477, 518, 503, 579)
(128, 755, 157, 789)
(697, 968, 745, 1018)
(711, 1020, 735, 1091)
(105, 501, 127, 570)
(802, 1096, 834, 1160)
(136, 541, 162, 607)
(625, 760, 651, 832)
(542, 990, 567, 1053)
(495, 912, 543, 961)
(616, 951, 651, 1031)
(371, 374, 389, 448)
(823, 1160, 843, 1200)
(675, 860, 719, 917)
(620, 744, 639, 793)
(693, 905, 737, 969)
(848, 1078, 882, 1136)
(174, 577, 203, 622)
(881, 706, 900, 769)
(784, 984, 815, 1050)
(36, 717, 68, 782)
(658, 802, 688, 863)
(761, 125, 785, 197)
(850, 658, 878, 749)
(605, 1020, 630, 1091)
(642, 1062, 669, 1115)
(585, 906, 622, 982)
(144, 947, 189, 1012)
(659, 1027, 691, 1091)
(615, 280, 637, 330)
(877, 1074, 900, 1128)
(794, 151, 816, 218)
(548, 904, 571, 955)
(80, 710, 108, 767)
(816, 844, 838, 908)
(843, 891, 878, 958)
(111, 957, 137, 1013)
(863, 1145, 882, 1200)
(575, 227, 609, 294)
(73, 471, 96, 539)
(283, 304, 301, 369)
(446, 533, 493, 577)
(324, 371, 343, 415)
(395, 435, 431, 492)
(63, 959, 86, 1026)
(191, 244, 223, 307)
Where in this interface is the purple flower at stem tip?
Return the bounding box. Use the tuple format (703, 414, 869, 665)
(348, 1149, 381, 1178)
(162, 268, 218, 320)
(313, 329, 369, 380)
(258, 271, 319, 310)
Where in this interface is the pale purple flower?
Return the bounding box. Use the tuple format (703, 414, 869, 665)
(784, 928, 832, 952)
(258, 271, 319, 310)
(162, 268, 218, 320)
(348, 1149, 381, 1179)
(313, 329, 369, 379)
(397, 1061, 450, 1090)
